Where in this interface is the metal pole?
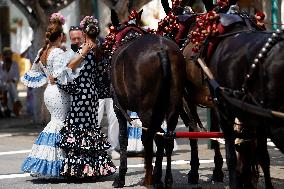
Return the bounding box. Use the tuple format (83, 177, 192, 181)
(92, 0, 98, 17)
(206, 0, 215, 149)
(271, 0, 279, 30)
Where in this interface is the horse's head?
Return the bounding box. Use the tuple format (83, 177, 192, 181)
(103, 9, 147, 56)
(113, 9, 145, 43)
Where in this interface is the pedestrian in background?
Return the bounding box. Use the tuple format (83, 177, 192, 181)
(97, 33, 120, 160)
(69, 25, 84, 52)
(0, 47, 22, 116)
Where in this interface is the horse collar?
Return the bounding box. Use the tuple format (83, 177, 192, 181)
(242, 29, 284, 93)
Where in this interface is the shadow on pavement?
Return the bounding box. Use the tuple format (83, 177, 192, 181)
(0, 115, 42, 135)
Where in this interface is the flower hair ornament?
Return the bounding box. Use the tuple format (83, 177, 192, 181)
(80, 16, 99, 32)
(50, 12, 65, 25)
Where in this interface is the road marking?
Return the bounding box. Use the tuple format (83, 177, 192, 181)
(0, 173, 30, 179)
(0, 134, 13, 138)
(0, 150, 31, 156)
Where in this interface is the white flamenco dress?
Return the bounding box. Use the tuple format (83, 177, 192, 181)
(21, 48, 72, 177)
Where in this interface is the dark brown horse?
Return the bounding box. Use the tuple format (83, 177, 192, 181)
(159, 1, 225, 184)
(183, 18, 284, 188)
(108, 11, 186, 188)
(162, 3, 283, 189)
(206, 27, 284, 189)
(179, 14, 283, 188)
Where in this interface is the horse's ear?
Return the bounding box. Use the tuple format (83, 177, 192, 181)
(111, 9, 120, 27)
(137, 9, 143, 24)
(161, 0, 171, 14)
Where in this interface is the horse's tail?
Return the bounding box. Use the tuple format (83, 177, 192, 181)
(157, 48, 172, 115)
(158, 49, 171, 84)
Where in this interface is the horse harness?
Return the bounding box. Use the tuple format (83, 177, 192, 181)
(199, 29, 284, 137)
(183, 11, 284, 121)
(192, 20, 284, 144)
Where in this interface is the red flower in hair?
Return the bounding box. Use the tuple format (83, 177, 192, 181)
(255, 11, 265, 21)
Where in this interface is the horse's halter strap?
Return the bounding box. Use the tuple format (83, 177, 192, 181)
(114, 26, 145, 47)
(241, 29, 284, 105)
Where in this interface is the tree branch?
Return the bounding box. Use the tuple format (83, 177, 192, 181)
(101, 0, 116, 9)
(31, 1, 48, 27)
(51, 0, 76, 14)
(130, 0, 152, 11)
(10, 0, 36, 27)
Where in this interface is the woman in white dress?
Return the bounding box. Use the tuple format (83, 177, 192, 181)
(21, 13, 72, 177)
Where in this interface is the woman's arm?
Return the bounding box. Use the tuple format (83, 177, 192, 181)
(67, 43, 94, 70)
(20, 49, 48, 88)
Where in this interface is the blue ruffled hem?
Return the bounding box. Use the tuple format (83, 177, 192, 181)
(35, 132, 61, 147)
(127, 126, 142, 139)
(21, 71, 48, 88)
(21, 157, 62, 177)
(23, 72, 47, 82)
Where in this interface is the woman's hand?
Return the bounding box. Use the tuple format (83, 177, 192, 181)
(68, 42, 96, 70)
(81, 43, 94, 58)
(48, 75, 56, 85)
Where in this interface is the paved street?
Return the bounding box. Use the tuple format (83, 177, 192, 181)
(0, 87, 283, 189)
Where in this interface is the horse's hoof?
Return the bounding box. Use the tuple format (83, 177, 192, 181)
(212, 169, 224, 182)
(164, 175, 173, 189)
(153, 181, 164, 189)
(188, 170, 199, 184)
(138, 178, 153, 187)
(265, 184, 274, 189)
(112, 176, 125, 188)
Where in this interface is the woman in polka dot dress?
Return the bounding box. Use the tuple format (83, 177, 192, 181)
(21, 13, 71, 177)
(57, 16, 116, 178)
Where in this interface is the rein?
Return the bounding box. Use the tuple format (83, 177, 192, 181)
(197, 58, 284, 121)
(216, 29, 252, 38)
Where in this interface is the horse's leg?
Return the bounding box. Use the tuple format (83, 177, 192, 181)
(164, 110, 180, 188)
(257, 130, 274, 189)
(211, 140, 224, 182)
(139, 108, 166, 187)
(179, 108, 200, 184)
(225, 136, 241, 189)
(236, 139, 258, 189)
(141, 126, 154, 187)
(220, 117, 241, 189)
(164, 135, 174, 188)
(188, 137, 200, 184)
(210, 109, 224, 182)
(153, 128, 166, 188)
(112, 108, 128, 188)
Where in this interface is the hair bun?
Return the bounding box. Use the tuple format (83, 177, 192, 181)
(80, 16, 99, 30)
(46, 31, 51, 38)
(50, 12, 65, 25)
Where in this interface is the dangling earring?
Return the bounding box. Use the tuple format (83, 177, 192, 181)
(83, 34, 87, 43)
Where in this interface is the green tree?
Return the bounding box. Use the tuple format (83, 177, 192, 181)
(11, 0, 153, 60)
(10, 0, 75, 61)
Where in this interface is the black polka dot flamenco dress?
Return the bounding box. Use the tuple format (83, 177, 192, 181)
(58, 49, 116, 178)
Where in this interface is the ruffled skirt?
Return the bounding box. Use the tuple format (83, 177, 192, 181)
(21, 119, 65, 177)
